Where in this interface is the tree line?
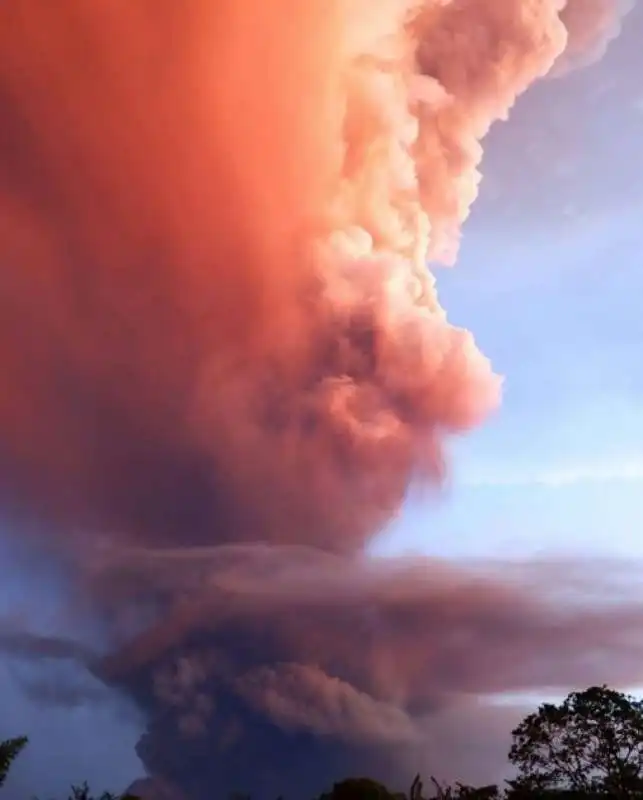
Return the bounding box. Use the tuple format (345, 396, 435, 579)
(3, 686, 643, 799)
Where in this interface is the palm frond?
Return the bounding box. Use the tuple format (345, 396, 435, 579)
(0, 736, 28, 788)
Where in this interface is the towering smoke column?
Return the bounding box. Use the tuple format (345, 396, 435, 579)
(0, 1, 638, 798)
(0, 0, 509, 553)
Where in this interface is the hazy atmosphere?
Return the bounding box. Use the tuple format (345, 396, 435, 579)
(1, 2, 642, 799)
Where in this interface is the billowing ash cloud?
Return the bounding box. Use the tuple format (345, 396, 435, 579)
(472, 0, 642, 235)
(0, 1, 638, 798)
(89, 549, 643, 796)
(553, 0, 635, 75)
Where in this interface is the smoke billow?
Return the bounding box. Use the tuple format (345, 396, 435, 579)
(0, 1, 639, 798)
(553, 0, 635, 75)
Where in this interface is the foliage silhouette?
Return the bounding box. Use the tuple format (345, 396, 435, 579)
(4, 685, 643, 799)
(317, 776, 405, 800)
(61, 782, 141, 800)
(0, 736, 139, 800)
(0, 736, 28, 788)
(507, 685, 643, 797)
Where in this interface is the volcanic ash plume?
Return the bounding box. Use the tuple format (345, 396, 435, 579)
(0, 0, 575, 551)
(0, 1, 639, 799)
(552, 0, 636, 75)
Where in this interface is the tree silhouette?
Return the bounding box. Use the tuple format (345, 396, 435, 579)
(0, 736, 28, 788)
(0, 735, 140, 800)
(4, 686, 643, 800)
(507, 685, 643, 797)
(63, 782, 140, 800)
(419, 775, 499, 799)
(317, 776, 405, 800)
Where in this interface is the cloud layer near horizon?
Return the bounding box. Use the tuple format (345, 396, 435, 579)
(4, 549, 643, 795)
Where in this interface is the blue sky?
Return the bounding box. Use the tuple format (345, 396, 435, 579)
(0, 538, 143, 798)
(2, 6, 643, 797)
(375, 199, 643, 560)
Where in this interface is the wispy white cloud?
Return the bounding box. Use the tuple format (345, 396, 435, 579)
(488, 685, 643, 710)
(461, 457, 643, 489)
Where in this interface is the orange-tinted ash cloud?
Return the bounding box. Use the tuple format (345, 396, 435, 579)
(0, 1, 637, 798)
